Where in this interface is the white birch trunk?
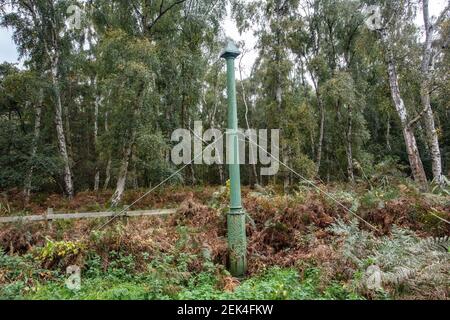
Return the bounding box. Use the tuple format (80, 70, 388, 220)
(23, 90, 43, 203)
(346, 106, 354, 183)
(50, 54, 74, 198)
(111, 141, 133, 207)
(93, 93, 100, 191)
(380, 30, 428, 190)
(103, 157, 112, 191)
(283, 147, 290, 192)
(304, 59, 325, 176)
(110, 84, 146, 206)
(103, 111, 111, 191)
(419, 0, 444, 185)
(316, 92, 325, 175)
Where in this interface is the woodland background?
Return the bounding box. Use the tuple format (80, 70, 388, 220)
(0, 0, 449, 204)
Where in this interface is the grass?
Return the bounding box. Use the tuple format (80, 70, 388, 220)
(1, 249, 362, 300)
(22, 267, 362, 300)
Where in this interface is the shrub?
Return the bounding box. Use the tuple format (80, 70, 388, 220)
(35, 238, 86, 268)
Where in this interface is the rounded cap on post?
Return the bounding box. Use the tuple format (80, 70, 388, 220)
(220, 39, 241, 59)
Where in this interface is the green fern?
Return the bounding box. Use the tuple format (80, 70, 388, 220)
(414, 236, 449, 253)
(329, 220, 449, 295)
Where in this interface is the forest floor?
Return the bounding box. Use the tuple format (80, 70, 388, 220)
(0, 180, 449, 300)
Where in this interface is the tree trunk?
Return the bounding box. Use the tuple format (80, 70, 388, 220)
(94, 171, 100, 192)
(386, 115, 392, 151)
(103, 110, 111, 191)
(219, 164, 225, 185)
(23, 90, 43, 203)
(283, 147, 290, 193)
(93, 93, 100, 191)
(64, 98, 74, 165)
(421, 98, 443, 185)
(310, 130, 316, 159)
(110, 84, 146, 206)
(111, 142, 133, 207)
(87, 25, 101, 191)
(276, 87, 290, 191)
(316, 91, 325, 175)
(50, 54, 74, 198)
(419, 0, 444, 185)
(103, 157, 111, 191)
(380, 30, 428, 190)
(303, 54, 325, 176)
(131, 154, 139, 189)
(346, 106, 354, 183)
(190, 163, 196, 185)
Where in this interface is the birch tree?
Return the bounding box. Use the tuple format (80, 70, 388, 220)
(412, 0, 449, 186)
(373, 1, 428, 190)
(23, 88, 43, 203)
(2, 0, 75, 197)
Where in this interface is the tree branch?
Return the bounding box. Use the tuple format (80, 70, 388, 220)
(434, 2, 450, 29)
(147, 0, 187, 32)
(407, 104, 429, 128)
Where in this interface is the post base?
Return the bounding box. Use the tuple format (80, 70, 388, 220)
(227, 210, 247, 277)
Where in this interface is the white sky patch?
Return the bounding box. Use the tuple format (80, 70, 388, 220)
(416, 0, 448, 26)
(0, 27, 19, 64)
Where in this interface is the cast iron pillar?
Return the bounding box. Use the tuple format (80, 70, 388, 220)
(221, 39, 247, 277)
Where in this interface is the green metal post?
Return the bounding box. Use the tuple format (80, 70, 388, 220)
(221, 40, 247, 277)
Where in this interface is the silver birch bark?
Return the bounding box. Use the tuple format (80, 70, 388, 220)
(346, 106, 354, 183)
(25, 1, 74, 198)
(50, 53, 74, 198)
(103, 157, 112, 191)
(380, 30, 428, 190)
(103, 110, 112, 191)
(315, 87, 325, 175)
(23, 89, 43, 203)
(93, 93, 100, 191)
(418, 0, 445, 185)
(110, 84, 146, 206)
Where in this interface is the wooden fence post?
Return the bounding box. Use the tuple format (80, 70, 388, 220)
(123, 205, 129, 225)
(46, 208, 53, 231)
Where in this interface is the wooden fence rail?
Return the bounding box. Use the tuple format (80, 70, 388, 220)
(0, 208, 176, 224)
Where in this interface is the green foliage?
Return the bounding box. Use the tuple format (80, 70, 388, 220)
(24, 264, 361, 300)
(431, 176, 450, 196)
(106, 252, 137, 280)
(176, 267, 361, 300)
(358, 157, 409, 188)
(0, 249, 51, 300)
(329, 219, 450, 297)
(420, 207, 450, 235)
(360, 187, 399, 209)
(35, 239, 86, 267)
(0, 0, 449, 193)
(28, 277, 153, 300)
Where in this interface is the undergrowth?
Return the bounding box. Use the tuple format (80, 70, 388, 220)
(0, 184, 448, 300)
(329, 219, 449, 299)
